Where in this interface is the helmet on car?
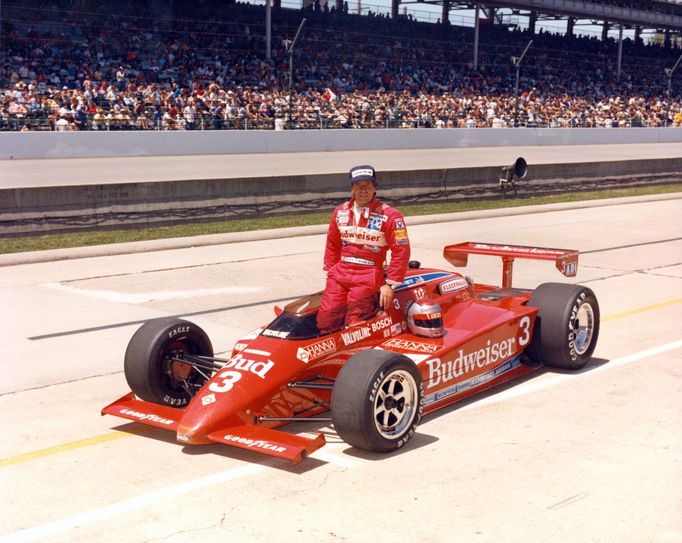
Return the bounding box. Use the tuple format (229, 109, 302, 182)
(406, 299, 444, 338)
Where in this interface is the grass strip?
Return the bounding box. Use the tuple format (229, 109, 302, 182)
(2, 183, 681, 255)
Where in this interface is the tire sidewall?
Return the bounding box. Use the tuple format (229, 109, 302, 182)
(332, 350, 424, 453)
(566, 289, 598, 365)
(124, 318, 213, 406)
(528, 283, 600, 370)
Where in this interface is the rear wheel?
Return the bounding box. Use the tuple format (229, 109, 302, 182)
(526, 283, 600, 370)
(124, 318, 213, 407)
(332, 350, 423, 453)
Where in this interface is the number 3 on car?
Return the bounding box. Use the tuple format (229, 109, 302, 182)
(209, 371, 242, 393)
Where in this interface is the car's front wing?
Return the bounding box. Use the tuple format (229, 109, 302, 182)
(102, 393, 326, 464)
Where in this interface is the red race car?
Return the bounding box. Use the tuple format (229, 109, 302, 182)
(103, 242, 599, 464)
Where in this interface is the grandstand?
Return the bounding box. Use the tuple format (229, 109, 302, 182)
(1, 0, 681, 131)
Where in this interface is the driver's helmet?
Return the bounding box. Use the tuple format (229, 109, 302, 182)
(406, 299, 444, 338)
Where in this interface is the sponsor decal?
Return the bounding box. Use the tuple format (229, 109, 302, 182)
(341, 316, 394, 346)
(341, 326, 371, 346)
(394, 272, 453, 292)
(389, 322, 402, 336)
(395, 220, 405, 229)
(472, 243, 569, 256)
(233, 343, 248, 352)
(371, 316, 393, 332)
(163, 394, 187, 407)
(120, 408, 174, 426)
(367, 216, 383, 230)
(336, 210, 350, 226)
(341, 256, 375, 266)
(394, 228, 408, 243)
(384, 338, 439, 353)
(222, 353, 274, 379)
(222, 434, 287, 454)
(561, 259, 577, 276)
(168, 325, 190, 340)
(296, 338, 336, 363)
(351, 168, 375, 180)
(201, 393, 216, 406)
(424, 357, 522, 405)
(568, 293, 586, 361)
(339, 227, 385, 246)
(208, 352, 276, 395)
(426, 336, 517, 388)
(262, 329, 289, 339)
(439, 277, 469, 294)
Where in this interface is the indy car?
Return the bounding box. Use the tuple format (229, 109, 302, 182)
(103, 242, 600, 464)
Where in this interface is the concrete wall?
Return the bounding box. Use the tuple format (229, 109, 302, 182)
(3, 127, 682, 160)
(3, 156, 681, 235)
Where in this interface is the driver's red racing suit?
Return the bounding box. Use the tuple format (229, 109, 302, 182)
(316, 197, 410, 333)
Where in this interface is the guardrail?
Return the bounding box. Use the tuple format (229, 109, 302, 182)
(0, 111, 666, 133)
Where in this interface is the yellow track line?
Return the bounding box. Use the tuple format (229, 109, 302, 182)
(0, 431, 131, 468)
(601, 297, 682, 322)
(3, 296, 682, 468)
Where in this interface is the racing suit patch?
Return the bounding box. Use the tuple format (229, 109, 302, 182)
(394, 227, 408, 245)
(367, 217, 383, 230)
(336, 210, 350, 226)
(341, 256, 375, 266)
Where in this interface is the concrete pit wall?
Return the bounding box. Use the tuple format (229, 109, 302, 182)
(2, 128, 682, 235)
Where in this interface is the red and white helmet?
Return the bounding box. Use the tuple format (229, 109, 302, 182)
(406, 299, 444, 338)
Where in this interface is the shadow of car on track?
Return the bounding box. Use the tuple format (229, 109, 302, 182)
(418, 356, 611, 426)
(107, 357, 610, 469)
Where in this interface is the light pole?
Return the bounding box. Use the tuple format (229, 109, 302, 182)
(285, 18, 306, 130)
(266, 0, 271, 60)
(512, 40, 533, 128)
(665, 53, 682, 127)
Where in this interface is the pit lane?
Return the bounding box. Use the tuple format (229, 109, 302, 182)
(1, 195, 681, 543)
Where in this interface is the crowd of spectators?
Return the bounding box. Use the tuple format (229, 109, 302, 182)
(1, 0, 681, 131)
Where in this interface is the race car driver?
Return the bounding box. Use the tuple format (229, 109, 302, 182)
(316, 165, 411, 333)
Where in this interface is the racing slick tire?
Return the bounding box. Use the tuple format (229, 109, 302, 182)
(124, 318, 214, 407)
(526, 283, 600, 370)
(332, 350, 424, 453)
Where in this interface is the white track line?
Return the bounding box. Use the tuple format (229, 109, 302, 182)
(2, 464, 264, 543)
(41, 282, 260, 303)
(456, 339, 682, 413)
(2, 339, 681, 543)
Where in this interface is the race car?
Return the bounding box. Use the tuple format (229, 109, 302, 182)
(103, 242, 600, 464)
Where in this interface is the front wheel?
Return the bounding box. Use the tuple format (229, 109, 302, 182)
(526, 283, 600, 370)
(332, 350, 423, 453)
(124, 318, 214, 407)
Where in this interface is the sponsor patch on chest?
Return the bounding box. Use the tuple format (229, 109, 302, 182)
(336, 210, 350, 226)
(366, 213, 387, 231)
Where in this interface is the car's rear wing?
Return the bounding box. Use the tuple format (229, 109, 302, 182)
(443, 242, 579, 288)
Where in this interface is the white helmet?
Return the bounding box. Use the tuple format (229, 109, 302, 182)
(407, 299, 444, 338)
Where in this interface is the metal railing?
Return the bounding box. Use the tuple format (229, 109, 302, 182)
(1, 110, 672, 131)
